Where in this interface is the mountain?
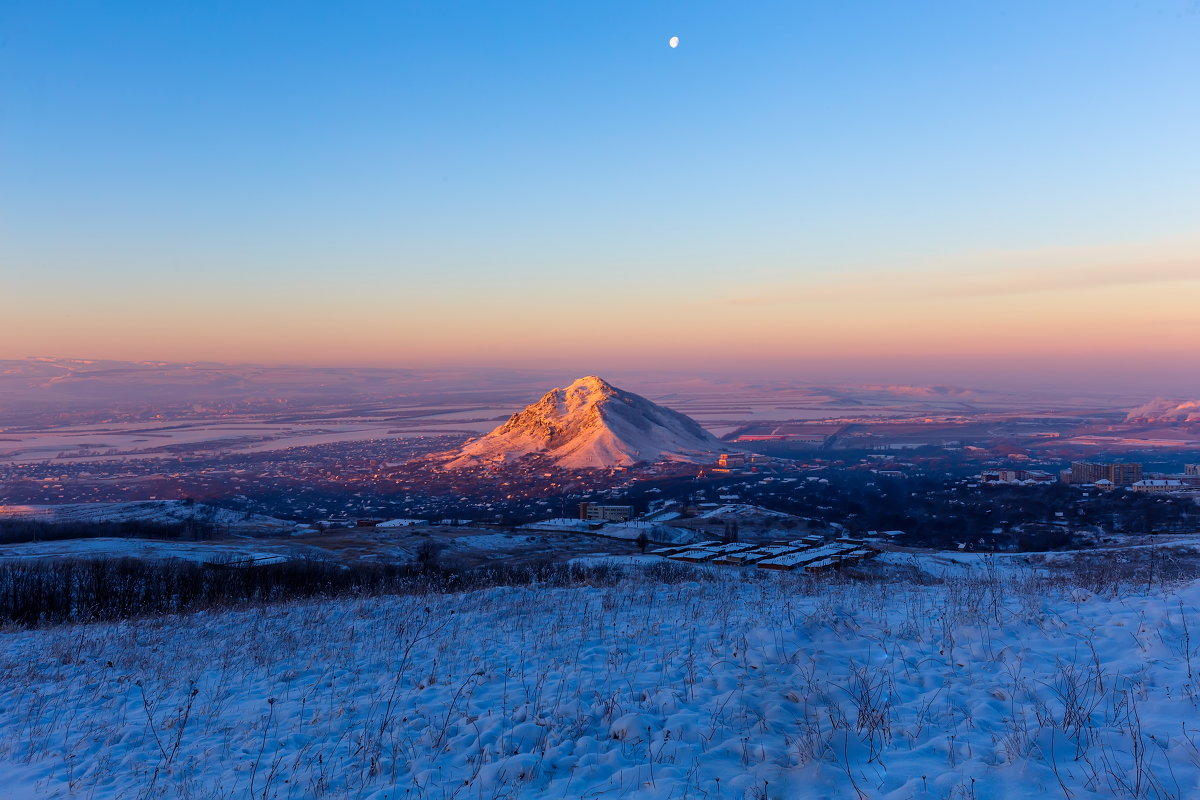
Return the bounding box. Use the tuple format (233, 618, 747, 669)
(440, 376, 729, 469)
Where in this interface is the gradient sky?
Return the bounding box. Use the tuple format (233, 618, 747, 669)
(2, 1, 1197, 389)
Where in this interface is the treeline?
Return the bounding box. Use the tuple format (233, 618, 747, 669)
(0, 519, 218, 545)
(0, 556, 697, 628)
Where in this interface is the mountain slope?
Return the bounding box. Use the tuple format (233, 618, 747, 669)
(441, 376, 727, 468)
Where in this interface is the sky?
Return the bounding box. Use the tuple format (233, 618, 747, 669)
(1, 0, 1197, 391)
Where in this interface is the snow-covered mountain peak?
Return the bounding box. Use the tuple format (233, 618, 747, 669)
(565, 375, 617, 395)
(440, 376, 728, 469)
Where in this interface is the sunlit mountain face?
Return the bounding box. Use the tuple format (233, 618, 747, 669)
(439, 376, 729, 469)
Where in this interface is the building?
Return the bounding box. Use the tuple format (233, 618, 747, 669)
(579, 503, 635, 523)
(712, 452, 771, 474)
(1068, 461, 1143, 487)
(1187, 465, 1200, 476)
(1131, 480, 1185, 494)
(981, 468, 1054, 485)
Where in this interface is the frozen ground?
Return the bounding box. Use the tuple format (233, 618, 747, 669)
(695, 504, 791, 520)
(0, 501, 295, 533)
(3, 561, 1200, 798)
(0, 537, 288, 564)
(0, 526, 658, 570)
(518, 518, 596, 532)
(521, 519, 700, 545)
(600, 522, 699, 545)
(873, 535, 1200, 580)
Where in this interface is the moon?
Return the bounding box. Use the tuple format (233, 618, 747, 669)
(669, 36, 679, 49)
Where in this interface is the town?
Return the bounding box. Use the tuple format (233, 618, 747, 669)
(4, 432, 1198, 555)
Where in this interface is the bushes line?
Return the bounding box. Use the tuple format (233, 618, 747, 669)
(0, 519, 218, 545)
(0, 556, 703, 628)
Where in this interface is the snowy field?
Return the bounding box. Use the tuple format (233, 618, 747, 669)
(0, 417, 504, 464)
(0, 501, 295, 533)
(2, 563, 1200, 799)
(0, 537, 289, 564)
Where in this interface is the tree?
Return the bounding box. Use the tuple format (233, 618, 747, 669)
(416, 540, 442, 570)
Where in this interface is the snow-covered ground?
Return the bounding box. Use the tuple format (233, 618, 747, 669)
(567, 553, 667, 568)
(3, 563, 1200, 798)
(518, 518, 596, 532)
(600, 521, 699, 545)
(0, 500, 295, 533)
(520, 518, 699, 544)
(696, 503, 792, 519)
(874, 535, 1200, 580)
(449, 534, 543, 552)
(0, 537, 289, 564)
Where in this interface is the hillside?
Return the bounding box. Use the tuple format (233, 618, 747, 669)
(0, 500, 295, 534)
(1, 561, 1198, 798)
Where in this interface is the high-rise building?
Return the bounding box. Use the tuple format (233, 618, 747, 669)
(1111, 463, 1142, 486)
(1186, 464, 1200, 477)
(1069, 461, 1143, 487)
